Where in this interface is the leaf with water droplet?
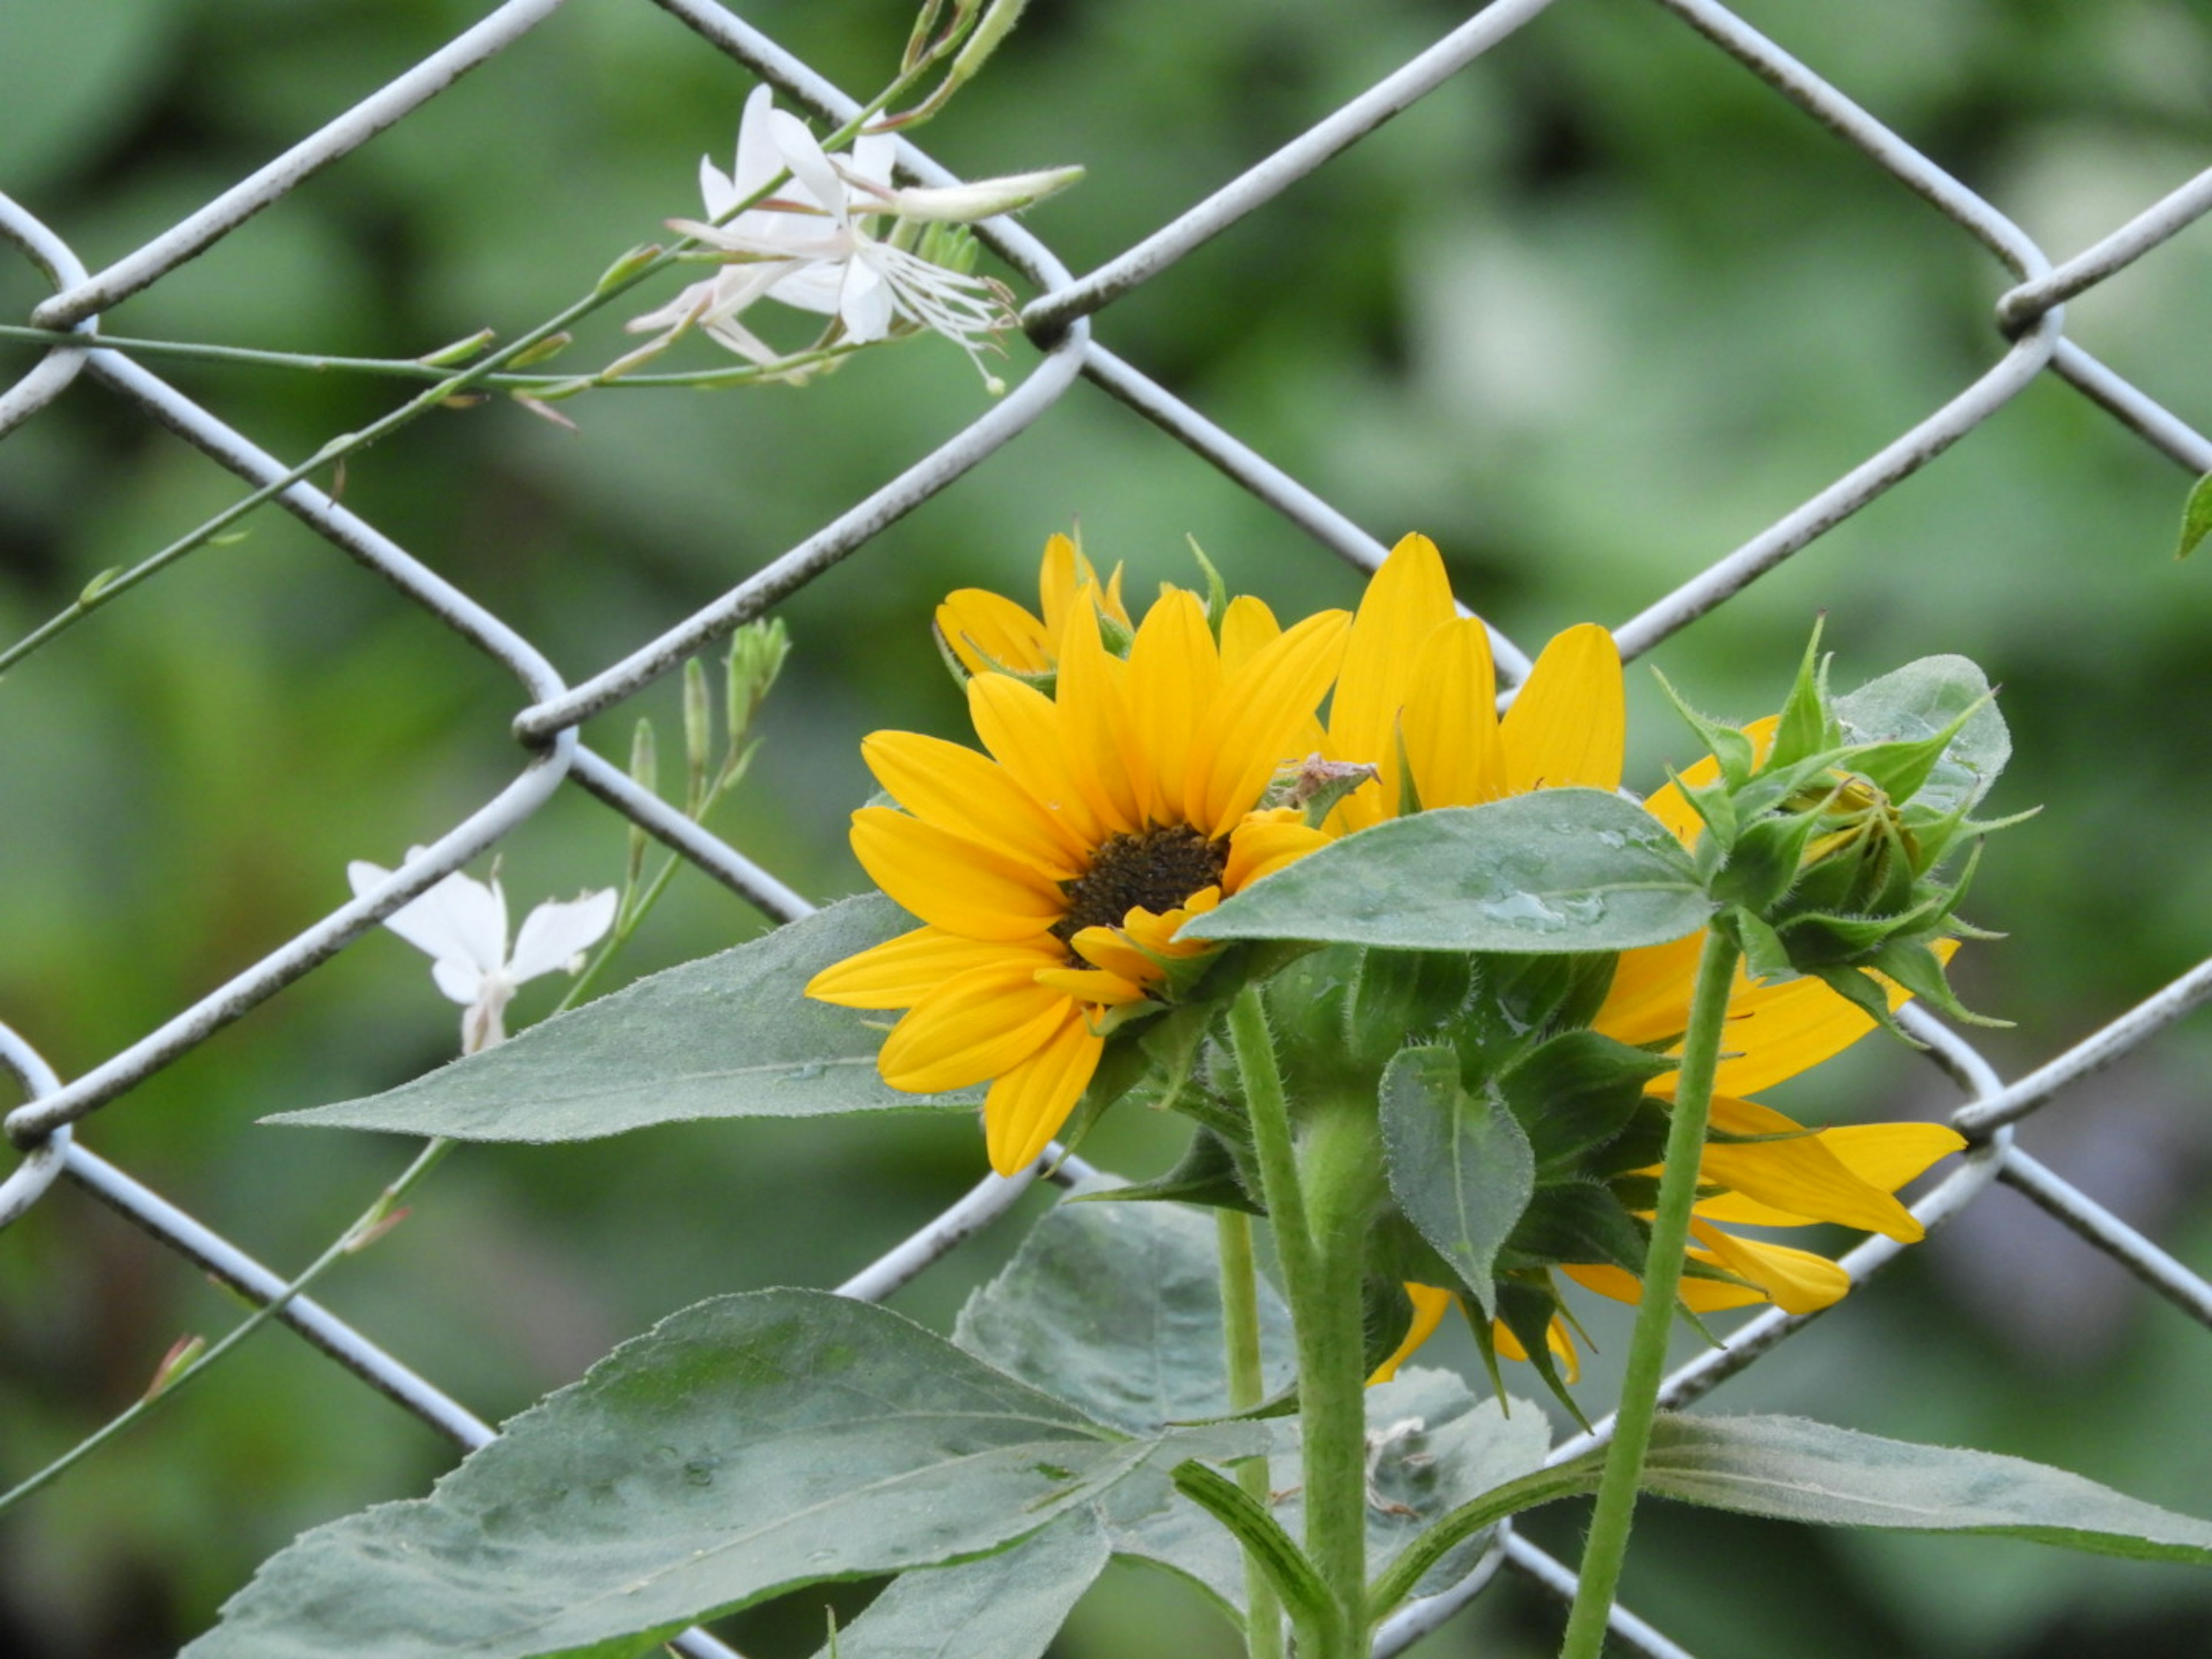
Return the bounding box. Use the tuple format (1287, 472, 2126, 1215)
(1185, 789, 1710, 955)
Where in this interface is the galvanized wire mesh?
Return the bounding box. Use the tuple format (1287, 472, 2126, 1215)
(5, 1, 2212, 1654)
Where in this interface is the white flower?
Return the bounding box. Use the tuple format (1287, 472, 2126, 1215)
(628, 86, 1074, 386)
(350, 852, 618, 1055)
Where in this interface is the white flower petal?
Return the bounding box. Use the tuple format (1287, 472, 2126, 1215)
(767, 110, 847, 221)
(851, 130, 898, 190)
(840, 254, 895, 342)
(507, 890, 619, 984)
(732, 84, 781, 197)
(350, 859, 507, 974)
(699, 156, 737, 222)
(431, 956, 484, 1007)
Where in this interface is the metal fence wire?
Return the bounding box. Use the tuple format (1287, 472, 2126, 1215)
(6, 1, 2212, 1655)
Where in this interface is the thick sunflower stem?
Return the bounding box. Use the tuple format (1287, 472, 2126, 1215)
(1558, 927, 1742, 1659)
(1217, 1209, 1285, 1659)
(1228, 988, 1379, 1658)
(1292, 1105, 1383, 1659)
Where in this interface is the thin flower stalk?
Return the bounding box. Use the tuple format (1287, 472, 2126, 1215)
(1558, 926, 1743, 1659)
(1217, 1207, 1285, 1659)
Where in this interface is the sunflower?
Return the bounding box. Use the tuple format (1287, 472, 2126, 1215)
(1324, 537, 1965, 1382)
(809, 577, 1349, 1175)
(933, 531, 1131, 678)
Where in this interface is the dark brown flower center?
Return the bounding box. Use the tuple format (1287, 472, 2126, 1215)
(1052, 826, 1229, 947)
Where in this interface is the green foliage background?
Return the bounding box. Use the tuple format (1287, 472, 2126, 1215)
(3, 0, 2211, 1654)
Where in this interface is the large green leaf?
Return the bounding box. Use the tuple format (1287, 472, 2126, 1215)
(1641, 1414, 2212, 1562)
(1379, 1047, 1535, 1318)
(955, 1198, 1548, 1620)
(955, 1192, 1296, 1435)
(1181, 790, 1709, 954)
(184, 1290, 1245, 1659)
(804, 1511, 1110, 1659)
(268, 895, 971, 1142)
(1833, 656, 2009, 819)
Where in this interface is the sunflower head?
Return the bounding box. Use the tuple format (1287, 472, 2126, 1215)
(809, 563, 1348, 1176)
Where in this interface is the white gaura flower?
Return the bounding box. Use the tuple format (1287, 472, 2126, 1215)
(350, 853, 618, 1055)
(627, 85, 1078, 387)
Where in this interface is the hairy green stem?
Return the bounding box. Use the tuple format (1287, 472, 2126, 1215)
(1217, 1209, 1285, 1659)
(1293, 1106, 1382, 1659)
(1225, 987, 1378, 1659)
(1558, 927, 1741, 1659)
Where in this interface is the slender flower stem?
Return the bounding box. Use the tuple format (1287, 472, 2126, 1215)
(1558, 927, 1743, 1659)
(1226, 987, 1377, 1659)
(1229, 987, 1315, 1292)
(0, 1135, 453, 1517)
(1217, 1209, 1285, 1659)
(0, 48, 955, 681)
(0, 324, 868, 389)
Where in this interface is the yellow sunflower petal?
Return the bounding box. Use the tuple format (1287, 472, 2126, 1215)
(1817, 1122, 1968, 1192)
(1069, 925, 1164, 986)
(1688, 1220, 1851, 1315)
(1055, 598, 1143, 833)
(936, 588, 1052, 677)
(1224, 811, 1333, 891)
(1400, 616, 1505, 810)
(1194, 607, 1351, 836)
(1593, 930, 1706, 1049)
(967, 673, 1104, 846)
(1642, 716, 1780, 848)
(1127, 586, 1222, 826)
(1036, 532, 1085, 641)
(861, 730, 1087, 877)
(1606, 940, 1957, 1095)
(877, 962, 1072, 1092)
(1559, 1259, 1770, 1314)
(1696, 1094, 1925, 1241)
(850, 806, 1067, 943)
(1368, 1282, 1455, 1385)
(1329, 535, 1456, 819)
(1500, 623, 1625, 793)
(984, 1010, 1103, 1175)
(1101, 563, 1132, 628)
(1705, 955, 1938, 1099)
(1032, 965, 1150, 1006)
(805, 924, 1055, 1009)
(1219, 594, 1282, 675)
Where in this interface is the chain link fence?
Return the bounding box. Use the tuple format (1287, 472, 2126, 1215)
(5, 1, 2212, 1654)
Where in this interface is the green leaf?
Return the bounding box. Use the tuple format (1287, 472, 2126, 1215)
(1641, 1414, 2212, 1563)
(184, 1290, 1217, 1659)
(802, 1511, 1110, 1659)
(268, 895, 969, 1142)
(1379, 1047, 1535, 1319)
(1832, 657, 2009, 820)
(1075, 1127, 1261, 1215)
(955, 1195, 1296, 1435)
(1180, 791, 1710, 955)
(2177, 471, 2212, 559)
(1495, 1030, 1675, 1179)
(1502, 1182, 1648, 1275)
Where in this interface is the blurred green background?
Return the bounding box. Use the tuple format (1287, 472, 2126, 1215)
(4, 0, 2212, 1654)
